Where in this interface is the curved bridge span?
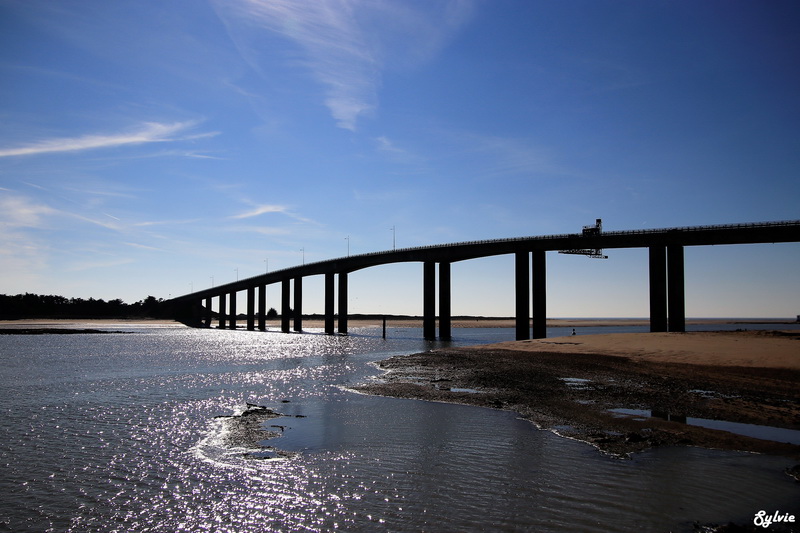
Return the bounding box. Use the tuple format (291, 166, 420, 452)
(169, 220, 800, 340)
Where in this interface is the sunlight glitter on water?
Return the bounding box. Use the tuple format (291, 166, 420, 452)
(1, 326, 799, 532)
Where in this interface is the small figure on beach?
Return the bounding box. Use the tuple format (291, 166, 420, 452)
(572, 328, 576, 336)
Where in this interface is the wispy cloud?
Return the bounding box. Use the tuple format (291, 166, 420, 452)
(439, 130, 569, 180)
(231, 204, 290, 219)
(230, 203, 318, 227)
(0, 193, 57, 227)
(374, 135, 426, 165)
(236, 226, 290, 236)
(214, 0, 475, 131)
(0, 121, 203, 158)
(375, 136, 404, 155)
(122, 241, 163, 251)
(133, 218, 201, 227)
(0, 194, 57, 284)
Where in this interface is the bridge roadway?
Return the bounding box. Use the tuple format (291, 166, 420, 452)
(169, 220, 800, 340)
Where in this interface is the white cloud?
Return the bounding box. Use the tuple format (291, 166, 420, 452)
(241, 226, 290, 236)
(214, 0, 475, 131)
(0, 121, 202, 158)
(0, 193, 56, 227)
(0, 194, 56, 286)
(375, 136, 403, 155)
(122, 242, 164, 251)
(133, 218, 201, 227)
(231, 204, 290, 219)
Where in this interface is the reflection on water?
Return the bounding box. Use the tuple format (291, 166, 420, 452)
(0, 325, 798, 532)
(610, 408, 800, 445)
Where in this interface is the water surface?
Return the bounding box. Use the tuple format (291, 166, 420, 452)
(1, 323, 798, 532)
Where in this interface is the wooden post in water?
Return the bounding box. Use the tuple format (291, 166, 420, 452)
(382, 316, 386, 338)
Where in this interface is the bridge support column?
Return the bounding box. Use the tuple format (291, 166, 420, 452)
(258, 284, 266, 331)
(649, 246, 668, 332)
(189, 299, 203, 327)
(228, 292, 237, 329)
(667, 245, 685, 332)
(246, 286, 255, 331)
(515, 251, 530, 340)
(532, 250, 547, 339)
(338, 272, 348, 335)
(218, 294, 226, 329)
(281, 279, 290, 333)
(325, 272, 335, 335)
(423, 262, 436, 340)
(293, 276, 303, 332)
(204, 297, 212, 327)
(439, 262, 451, 341)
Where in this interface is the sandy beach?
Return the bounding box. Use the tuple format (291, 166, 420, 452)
(355, 330, 800, 461)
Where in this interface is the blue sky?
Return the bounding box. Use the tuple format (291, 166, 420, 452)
(1, 0, 798, 318)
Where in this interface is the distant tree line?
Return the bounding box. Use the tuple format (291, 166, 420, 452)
(0, 293, 168, 319)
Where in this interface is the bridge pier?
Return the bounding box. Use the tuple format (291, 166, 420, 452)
(293, 276, 303, 332)
(258, 284, 266, 330)
(281, 279, 290, 333)
(204, 297, 212, 327)
(228, 292, 237, 329)
(515, 251, 530, 340)
(649, 246, 668, 332)
(667, 245, 685, 332)
(532, 250, 547, 339)
(439, 262, 452, 341)
(515, 250, 547, 340)
(218, 293, 226, 329)
(325, 272, 335, 334)
(338, 272, 348, 334)
(423, 262, 436, 340)
(648, 245, 686, 332)
(246, 286, 255, 330)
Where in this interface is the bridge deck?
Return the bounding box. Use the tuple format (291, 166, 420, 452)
(171, 220, 799, 302)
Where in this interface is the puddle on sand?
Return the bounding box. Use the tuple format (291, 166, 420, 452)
(609, 408, 800, 445)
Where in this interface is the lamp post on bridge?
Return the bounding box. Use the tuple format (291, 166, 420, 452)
(345, 236, 350, 256)
(390, 226, 396, 250)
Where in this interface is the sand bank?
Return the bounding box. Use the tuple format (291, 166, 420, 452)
(485, 330, 800, 370)
(354, 330, 800, 459)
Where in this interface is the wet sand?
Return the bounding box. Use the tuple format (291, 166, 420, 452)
(354, 330, 800, 460)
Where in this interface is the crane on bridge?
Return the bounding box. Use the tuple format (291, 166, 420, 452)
(558, 219, 608, 259)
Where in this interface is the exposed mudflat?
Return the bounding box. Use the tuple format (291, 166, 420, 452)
(354, 331, 800, 460)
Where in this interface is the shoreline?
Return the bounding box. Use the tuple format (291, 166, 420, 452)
(353, 330, 800, 461)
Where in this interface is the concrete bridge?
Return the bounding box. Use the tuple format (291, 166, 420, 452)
(168, 220, 800, 340)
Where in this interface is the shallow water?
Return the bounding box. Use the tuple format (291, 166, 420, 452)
(1, 324, 798, 532)
(609, 408, 800, 445)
